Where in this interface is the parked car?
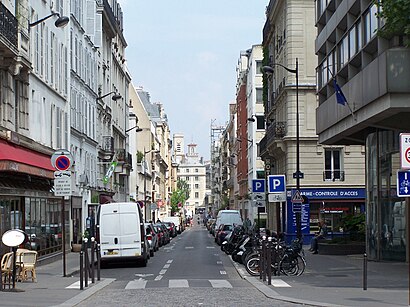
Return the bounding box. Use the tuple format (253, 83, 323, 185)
(215, 224, 233, 245)
(163, 221, 177, 238)
(155, 223, 170, 245)
(163, 216, 183, 234)
(145, 223, 159, 257)
(207, 219, 216, 232)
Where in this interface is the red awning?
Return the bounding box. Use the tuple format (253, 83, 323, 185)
(0, 138, 54, 172)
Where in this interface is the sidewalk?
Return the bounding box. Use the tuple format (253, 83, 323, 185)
(234, 248, 409, 307)
(0, 252, 114, 307)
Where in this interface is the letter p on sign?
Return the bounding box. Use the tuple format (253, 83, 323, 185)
(268, 175, 286, 193)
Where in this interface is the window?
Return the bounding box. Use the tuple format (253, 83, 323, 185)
(338, 35, 349, 69)
(195, 176, 199, 181)
(255, 61, 262, 74)
(256, 88, 263, 103)
(364, 5, 378, 44)
(324, 149, 344, 181)
(256, 116, 265, 130)
(195, 184, 199, 189)
(185, 176, 189, 181)
(186, 168, 189, 173)
(195, 168, 198, 173)
(349, 26, 357, 58)
(195, 192, 199, 198)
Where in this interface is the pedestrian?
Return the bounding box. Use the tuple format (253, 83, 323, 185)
(310, 219, 328, 254)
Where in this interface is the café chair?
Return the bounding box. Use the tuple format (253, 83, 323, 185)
(18, 250, 37, 282)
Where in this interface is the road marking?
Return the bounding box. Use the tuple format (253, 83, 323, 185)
(209, 280, 232, 288)
(163, 264, 170, 269)
(125, 279, 147, 289)
(169, 279, 189, 288)
(66, 280, 92, 289)
(154, 275, 163, 281)
(159, 269, 167, 275)
(167, 260, 173, 264)
(185, 246, 194, 249)
(270, 279, 291, 287)
(220, 270, 227, 275)
(135, 273, 154, 277)
(206, 246, 215, 249)
(216, 261, 222, 264)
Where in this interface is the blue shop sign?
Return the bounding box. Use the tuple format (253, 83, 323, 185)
(287, 188, 365, 199)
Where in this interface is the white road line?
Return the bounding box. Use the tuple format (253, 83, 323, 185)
(163, 264, 170, 269)
(154, 275, 163, 281)
(125, 279, 147, 289)
(66, 280, 92, 289)
(206, 246, 215, 249)
(185, 246, 194, 249)
(159, 269, 167, 275)
(271, 279, 291, 287)
(219, 270, 227, 275)
(167, 260, 173, 264)
(169, 279, 189, 288)
(209, 279, 232, 288)
(216, 261, 222, 264)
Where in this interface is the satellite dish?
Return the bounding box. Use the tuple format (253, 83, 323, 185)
(2, 229, 26, 247)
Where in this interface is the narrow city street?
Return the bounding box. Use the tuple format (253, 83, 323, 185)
(78, 224, 301, 307)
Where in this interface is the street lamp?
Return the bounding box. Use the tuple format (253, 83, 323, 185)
(262, 58, 302, 240)
(29, 12, 70, 28)
(96, 91, 122, 101)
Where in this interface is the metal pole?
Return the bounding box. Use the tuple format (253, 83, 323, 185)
(91, 237, 95, 283)
(11, 247, 16, 289)
(363, 252, 367, 290)
(79, 249, 84, 290)
(144, 147, 147, 222)
(267, 237, 272, 285)
(62, 197, 67, 277)
(295, 58, 302, 241)
(262, 236, 266, 282)
(97, 243, 101, 281)
(84, 238, 88, 287)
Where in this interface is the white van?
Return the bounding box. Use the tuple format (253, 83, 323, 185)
(162, 216, 183, 234)
(215, 210, 243, 229)
(97, 202, 148, 266)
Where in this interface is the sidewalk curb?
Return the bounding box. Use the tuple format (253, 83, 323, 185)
(54, 278, 115, 307)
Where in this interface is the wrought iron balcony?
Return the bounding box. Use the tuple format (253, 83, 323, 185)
(323, 170, 345, 181)
(266, 121, 286, 139)
(0, 2, 18, 48)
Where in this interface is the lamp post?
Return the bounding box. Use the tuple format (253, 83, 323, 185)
(262, 58, 302, 240)
(96, 91, 122, 101)
(29, 12, 70, 29)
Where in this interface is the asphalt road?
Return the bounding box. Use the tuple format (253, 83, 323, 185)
(79, 225, 303, 307)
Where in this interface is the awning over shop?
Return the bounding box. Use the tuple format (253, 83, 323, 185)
(0, 138, 54, 178)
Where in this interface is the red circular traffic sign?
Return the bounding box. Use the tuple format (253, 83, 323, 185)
(55, 155, 71, 171)
(406, 148, 410, 164)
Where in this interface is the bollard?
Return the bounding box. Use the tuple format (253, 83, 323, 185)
(267, 237, 272, 285)
(84, 238, 89, 287)
(97, 243, 101, 281)
(262, 236, 266, 282)
(363, 252, 367, 290)
(91, 237, 95, 283)
(79, 249, 84, 290)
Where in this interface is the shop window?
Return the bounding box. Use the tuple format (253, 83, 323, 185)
(324, 148, 344, 181)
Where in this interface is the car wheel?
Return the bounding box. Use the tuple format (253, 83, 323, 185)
(150, 250, 154, 257)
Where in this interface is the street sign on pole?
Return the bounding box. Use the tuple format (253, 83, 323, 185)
(397, 170, 410, 197)
(51, 149, 73, 170)
(400, 133, 410, 169)
(54, 171, 72, 196)
(252, 193, 266, 201)
(268, 193, 286, 202)
(291, 190, 304, 203)
(252, 179, 265, 193)
(267, 175, 286, 193)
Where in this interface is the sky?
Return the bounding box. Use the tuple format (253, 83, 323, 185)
(118, 1, 267, 160)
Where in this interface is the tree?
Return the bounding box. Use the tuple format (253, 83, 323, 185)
(170, 179, 190, 215)
(376, 0, 410, 46)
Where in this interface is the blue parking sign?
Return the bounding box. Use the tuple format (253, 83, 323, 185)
(252, 179, 265, 193)
(268, 175, 286, 193)
(397, 171, 410, 197)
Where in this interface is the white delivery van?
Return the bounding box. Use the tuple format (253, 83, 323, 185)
(215, 210, 243, 230)
(162, 216, 183, 234)
(97, 202, 148, 267)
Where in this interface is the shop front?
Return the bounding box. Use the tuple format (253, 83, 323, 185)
(284, 188, 366, 244)
(0, 138, 69, 257)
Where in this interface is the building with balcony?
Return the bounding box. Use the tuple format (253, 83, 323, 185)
(315, 0, 410, 261)
(260, 0, 366, 242)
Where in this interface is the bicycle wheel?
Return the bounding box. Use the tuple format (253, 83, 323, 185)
(279, 255, 298, 276)
(295, 254, 306, 276)
(245, 257, 260, 276)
